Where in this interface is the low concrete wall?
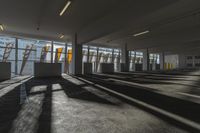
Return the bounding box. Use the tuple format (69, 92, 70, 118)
(149, 64, 153, 71)
(135, 64, 143, 71)
(100, 63, 114, 73)
(120, 63, 129, 72)
(83, 63, 93, 74)
(0, 62, 11, 81)
(34, 63, 62, 78)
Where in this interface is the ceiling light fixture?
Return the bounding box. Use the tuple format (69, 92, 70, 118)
(60, 34, 64, 39)
(133, 30, 149, 37)
(59, 0, 72, 16)
(0, 24, 4, 31)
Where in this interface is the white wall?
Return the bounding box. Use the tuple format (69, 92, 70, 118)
(165, 54, 179, 69)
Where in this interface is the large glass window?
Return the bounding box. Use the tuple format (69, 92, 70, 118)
(18, 39, 52, 75)
(0, 35, 68, 76)
(129, 51, 136, 71)
(113, 49, 120, 72)
(0, 36, 16, 76)
(82, 45, 88, 63)
(128, 51, 143, 71)
(149, 54, 160, 64)
(82, 45, 121, 73)
(53, 42, 66, 73)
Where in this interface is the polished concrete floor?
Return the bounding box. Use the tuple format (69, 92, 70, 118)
(0, 71, 200, 133)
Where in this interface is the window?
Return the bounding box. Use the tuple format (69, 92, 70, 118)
(187, 56, 193, 59)
(18, 39, 52, 75)
(0, 35, 67, 76)
(195, 56, 200, 59)
(0, 36, 16, 76)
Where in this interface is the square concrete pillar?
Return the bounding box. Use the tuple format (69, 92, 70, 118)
(121, 44, 129, 72)
(72, 33, 82, 75)
(159, 52, 165, 70)
(143, 49, 149, 71)
(100, 63, 114, 73)
(178, 54, 186, 69)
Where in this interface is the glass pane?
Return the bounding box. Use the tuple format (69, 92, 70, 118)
(0, 36, 16, 76)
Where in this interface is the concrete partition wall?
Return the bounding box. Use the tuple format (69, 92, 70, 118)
(120, 63, 128, 72)
(142, 49, 149, 71)
(100, 63, 114, 73)
(34, 63, 62, 78)
(135, 64, 143, 71)
(0, 62, 11, 81)
(83, 63, 93, 74)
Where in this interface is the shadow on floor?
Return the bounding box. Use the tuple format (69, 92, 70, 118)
(0, 78, 32, 133)
(78, 74, 200, 133)
(0, 76, 120, 133)
(1, 75, 200, 133)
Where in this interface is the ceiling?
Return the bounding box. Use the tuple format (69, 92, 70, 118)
(0, 0, 200, 54)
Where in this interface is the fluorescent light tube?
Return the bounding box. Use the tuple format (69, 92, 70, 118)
(133, 30, 149, 37)
(59, 0, 71, 16)
(0, 24, 4, 31)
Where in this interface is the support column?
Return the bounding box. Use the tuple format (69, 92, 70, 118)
(15, 38, 18, 75)
(95, 47, 99, 72)
(51, 41, 54, 63)
(117, 50, 121, 71)
(64, 43, 68, 65)
(159, 52, 165, 70)
(64, 43, 68, 73)
(143, 48, 149, 71)
(111, 48, 114, 63)
(87, 46, 90, 63)
(133, 51, 136, 71)
(72, 33, 82, 75)
(178, 54, 186, 69)
(121, 43, 129, 72)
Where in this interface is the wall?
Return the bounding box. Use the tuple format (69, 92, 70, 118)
(184, 55, 200, 68)
(100, 63, 114, 73)
(83, 63, 93, 74)
(34, 63, 62, 77)
(165, 54, 179, 69)
(178, 54, 186, 69)
(0, 62, 11, 81)
(165, 54, 200, 69)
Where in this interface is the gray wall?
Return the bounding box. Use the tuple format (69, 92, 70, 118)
(100, 63, 114, 73)
(83, 63, 93, 74)
(34, 63, 62, 78)
(0, 62, 11, 81)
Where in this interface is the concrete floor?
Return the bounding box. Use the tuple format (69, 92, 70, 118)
(0, 72, 200, 133)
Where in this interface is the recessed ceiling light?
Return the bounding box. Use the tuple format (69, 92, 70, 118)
(0, 24, 4, 31)
(133, 30, 150, 37)
(60, 34, 64, 39)
(59, 0, 72, 16)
